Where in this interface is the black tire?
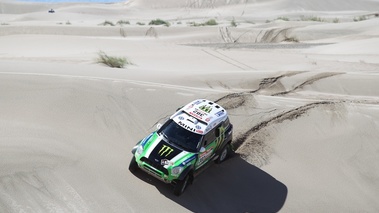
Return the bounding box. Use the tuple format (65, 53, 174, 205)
(129, 156, 139, 172)
(173, 175, 190, 196)
(215, 144, 229, 164)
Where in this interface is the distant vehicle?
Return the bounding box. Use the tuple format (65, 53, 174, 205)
(48, 9, 55, 13)
(129, 99, 233, 196)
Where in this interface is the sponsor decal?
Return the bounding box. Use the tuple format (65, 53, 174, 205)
(178, 120, 196, 132)
(189, 108, 207, 120)
(186, 104, 194, 110)
(178, 116, 184, 120)
(199, 105, 212, 113)
(141, 133, 154, 146)
(205, 117, 212, 122)
(215, 126, 226, 150)
(182, 155, 196, 166)
(196, 129, 204, 134)
(161, 159, 173, 166)
(186, 100, 202, 110)
(215, 110, 224, 117)
(158, 144, 174, 157)
(195, 125, 202, 129)
(198, 148, 213, 165)
(193, 100, 202, 105)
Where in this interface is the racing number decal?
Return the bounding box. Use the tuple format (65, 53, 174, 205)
(198, 148, 213, 165)
(158, 145, 174, 157)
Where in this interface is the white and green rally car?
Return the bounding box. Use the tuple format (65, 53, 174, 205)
(129, 99, 233, 196)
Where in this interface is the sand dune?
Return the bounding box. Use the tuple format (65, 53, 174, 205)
(1, 0, 379, 212)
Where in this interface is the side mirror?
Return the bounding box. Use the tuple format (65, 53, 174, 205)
(156, 123, 162, 130)
(176, 105, 184, 112)
(200, 147, 206, 153)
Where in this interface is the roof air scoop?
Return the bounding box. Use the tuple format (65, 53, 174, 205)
(187, 117, 198, 124)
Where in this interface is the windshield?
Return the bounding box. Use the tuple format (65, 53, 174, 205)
(158, 119, 202, 152)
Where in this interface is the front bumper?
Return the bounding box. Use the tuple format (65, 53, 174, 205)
(137, 157, 173, 183)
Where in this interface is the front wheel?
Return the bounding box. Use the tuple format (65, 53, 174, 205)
(129, 156, 139, 172)
(173, 175, 190, 196)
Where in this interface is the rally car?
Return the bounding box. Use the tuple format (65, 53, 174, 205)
(129, 99, 233, 196)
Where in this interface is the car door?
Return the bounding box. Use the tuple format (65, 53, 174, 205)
(195, 125, 220, 169)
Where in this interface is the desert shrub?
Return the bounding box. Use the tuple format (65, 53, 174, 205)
(97, 51, 132, 68)
(136, 22, 145, 25)
(99, 20, 115, 26)
(231, 19, 237, 27)
(300, 15, 325, 22)
(149, 19, 170, 27)
(117, 20, 130, 25)
(188, 21, 201, 26)
(204, 19, 218, 25)
(283, 36, 299, 42)
(354, 16, 367, 22)
(265, 20, 271, 23)
(277, 16, 289, 21)
(332, 18, 340, 23)
(66, 20, 71, 25)
(190, 19, 218, 26)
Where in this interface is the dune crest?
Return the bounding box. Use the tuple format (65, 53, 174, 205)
(1, 0, 379, 212)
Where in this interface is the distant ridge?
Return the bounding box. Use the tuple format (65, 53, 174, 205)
(126, 0, 379, 11)
(125, 0, 261, 9)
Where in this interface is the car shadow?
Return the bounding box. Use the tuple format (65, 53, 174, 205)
(132, 155, 288, 213)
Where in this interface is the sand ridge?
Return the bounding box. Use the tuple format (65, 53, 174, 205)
(1, 0, 379, 212)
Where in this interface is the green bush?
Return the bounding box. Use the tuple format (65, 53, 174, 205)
(354, 16, 367, 22)
(276, 16, 290, 21)
(231, 19, 237, 27)
(283, 36, 299, 42)
(97, 51, 132, 68)
(300, 15, 325, 22)
(204, 19, 218, 25)
(149, 19, 170, 27)
(136, 22, 145, 25)
(117, 20, 130, 25)
(189, 19, 218, 26)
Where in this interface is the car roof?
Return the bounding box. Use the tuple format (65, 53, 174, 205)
(170, 99, 228, 135)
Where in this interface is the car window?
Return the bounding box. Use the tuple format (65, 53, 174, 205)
(158, 119, 203, 152)
(223, 118, 230, 128)
(202, 126, 217, 147)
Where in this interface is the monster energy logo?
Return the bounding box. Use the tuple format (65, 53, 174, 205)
(215, 126, 225, 150)
(199, 105, 212, 113)
(158, 145, 174, 157)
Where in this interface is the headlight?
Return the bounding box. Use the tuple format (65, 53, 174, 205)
(171, 166, 183, 175)
(136, 145, 143, 155)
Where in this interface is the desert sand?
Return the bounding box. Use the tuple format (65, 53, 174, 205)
(1, 0, 379, 212)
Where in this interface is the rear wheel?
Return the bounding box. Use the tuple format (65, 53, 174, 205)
(215, 144, 229, 164)
(129, 156, 139, 172)
(173, 175, 190, 196)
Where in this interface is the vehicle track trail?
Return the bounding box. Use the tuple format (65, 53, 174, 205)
(215, 71, 303, 109)
(232, 101, 334, 151)
(273, 72, 343, 96)
(214, 71, 345, 166)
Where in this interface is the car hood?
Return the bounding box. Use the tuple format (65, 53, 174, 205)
(143, 132, 195, 167)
